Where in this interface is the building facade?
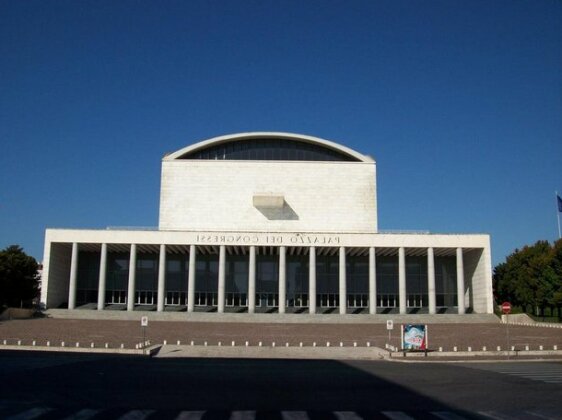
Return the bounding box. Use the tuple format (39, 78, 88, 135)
(41, 132, 493, 315)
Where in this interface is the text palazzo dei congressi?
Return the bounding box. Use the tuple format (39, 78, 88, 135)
(195, 233, 342, 245)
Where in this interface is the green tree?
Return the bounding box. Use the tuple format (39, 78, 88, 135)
(550, 239, 562, 311)
(493, 240, 560, 316)
(0, 245, 40, 308)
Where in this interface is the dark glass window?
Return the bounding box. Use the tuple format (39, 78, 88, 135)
(106, 253, 129, 291)
(347, 255, 369, 294)
(136, 254, 158, 291)
(376, 257, 398, 294)
(196, 253, 219, 292)
(226, 254, 249, 293)
(316, 255, 339, 294)
(166, 255, 189, 292)
(178, 138, 359, 162)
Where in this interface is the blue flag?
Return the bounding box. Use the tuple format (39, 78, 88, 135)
(558, 194, 562, 212)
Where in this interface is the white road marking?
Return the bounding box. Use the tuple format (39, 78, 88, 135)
(7, 407, 52, 420)
(476, 411, 511, 420)
(431, 412, 468, 420)
(230, 411, 256, 420)
(381, 412, 415, 420)
(118, 409, 155, 420)
(281, 411, 310, 420)
(175, 411, 206, 420)
(334, 411, 364, 420)
(473, 364, 562, 384)
(62, 409, 100, 420)
(525, 411, 559, 420)
(509, 372, 562, 378)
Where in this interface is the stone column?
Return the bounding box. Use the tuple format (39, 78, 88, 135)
(278, 246, 286, 314)
(456, 247, 465, 314)
(187, 245, 196, 313)
(127, 244, 137, 311)
(427, 247, 436, 315)
(339, 247, 347, 315)
(68, 242, 79, 310)
(369, 247, 376, 315)
(97, 243, 107, 311)
(398, 247, 406, 314)
(309, 247, 316, 314)
(157, 244, 166, 312)
(248, 246, 256, 314)
(217, 245, 226, 313)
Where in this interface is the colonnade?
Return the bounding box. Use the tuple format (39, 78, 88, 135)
(66, 244, 466, 315)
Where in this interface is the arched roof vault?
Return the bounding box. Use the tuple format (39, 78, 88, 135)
(163, 132, 375, 163)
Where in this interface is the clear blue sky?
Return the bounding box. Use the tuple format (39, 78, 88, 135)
(1, 0, 561, 266)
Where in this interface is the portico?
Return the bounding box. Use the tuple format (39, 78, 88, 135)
(44, 230, 492, 315)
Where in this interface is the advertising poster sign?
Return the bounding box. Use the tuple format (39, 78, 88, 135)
(402, 324, 428, 350)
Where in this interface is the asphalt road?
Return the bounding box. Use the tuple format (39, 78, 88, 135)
(0, 351, 561, 419)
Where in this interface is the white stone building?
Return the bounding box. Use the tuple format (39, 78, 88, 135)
(41, 132, 493, 316)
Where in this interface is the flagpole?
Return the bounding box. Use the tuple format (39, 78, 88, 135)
(554, 191, 560, 239)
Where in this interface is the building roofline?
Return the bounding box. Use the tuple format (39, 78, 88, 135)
(163, 132, 375, 163)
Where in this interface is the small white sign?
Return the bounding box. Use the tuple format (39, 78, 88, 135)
(141, 316, 148, 327)
(386, 320, 394, 330)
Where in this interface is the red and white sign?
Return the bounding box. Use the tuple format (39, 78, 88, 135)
(501, 302, 512, 314)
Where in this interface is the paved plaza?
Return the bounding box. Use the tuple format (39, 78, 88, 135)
(0, 317, 560, 352)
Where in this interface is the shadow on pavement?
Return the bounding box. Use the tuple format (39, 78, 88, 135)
(0, 352, 473, 416)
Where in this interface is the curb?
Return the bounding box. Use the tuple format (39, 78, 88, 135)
(388, 349, 562, 359)
(154, 344, 387, 360)
(0, 344, 161, 356)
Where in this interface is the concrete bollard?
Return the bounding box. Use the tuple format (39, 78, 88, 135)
(326, 342, 330, 347)
(525, 345, 529, 351)
(177, 340, 181, 345)
(340, 342, 343, 347)
(285, 342, 289, 347)
(46, 341, 50, 347)
(539, 345, 543, 351)
(482, 346, 487, 351)
(76, 342, 80, 348)
(554, 345, 558, 350)
(258, 341, 262, 347)
(313, 342, 316, 347)
(245, 341, 249, 347)
(218, 341, 222, 347)
(353, 342, 357, 347)
(191, 341, 194, 346)
(453, 346, 457, 352)
(468, 347, 472, 352)
(511, 346, 515, 351)
(17, 340, 21, 346)
(61, 341, 65, 347)
(121, 344, 124, 349)
(2, 340, 6, 345)
(299, 342, 303, 347)
(105, 343, 109, 349)
(91, 343, 95, 348)
(367, 342, 370, 347)
(232, 341, 235, 347)
(32, 340, 36, 346)
(439, 347, 442, 352)
(135, 344, 139, 349)
(272, 342, 275, 347)
(497, 346, 501, 351)
(163, 340, 167, 345)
